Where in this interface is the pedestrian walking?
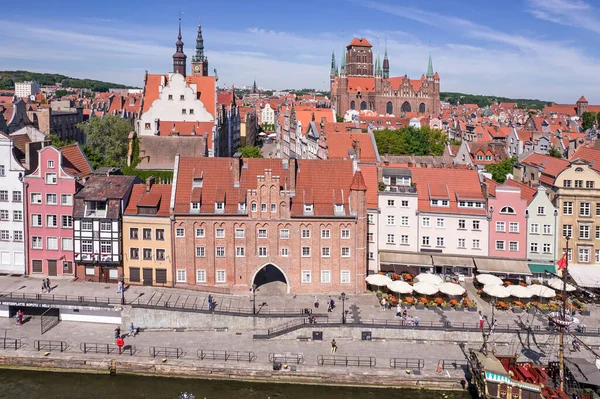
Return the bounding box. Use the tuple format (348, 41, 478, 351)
(415, 316, 420, 327)
(41, 280, 47, 293)
(45, 278, 51, 292)
(116, 280, 123, 294)
(314, 295, 319, 309)
(380, 297, 386, 311)
(331, 339, 337, 353)
(130, 322, 135, 337)
(207, 295, 215, 312)
(402, 308, 408, 319)
(329, 297, 335, 310)
(327, 297, 333, 313)
(396, 303, 402, 318)
(114, 326, 121, 339)
(478, 311, 485, 330)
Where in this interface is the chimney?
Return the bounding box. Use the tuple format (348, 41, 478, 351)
(289, 155, 297, 192)
(146, 176, 155, 192)
(352, 139, 361, 161)
(232, 152, 242, 186)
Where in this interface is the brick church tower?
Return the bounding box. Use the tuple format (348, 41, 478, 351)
(345, 38, 373, 76)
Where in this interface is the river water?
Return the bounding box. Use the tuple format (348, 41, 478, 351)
(0, 369, 473, 399)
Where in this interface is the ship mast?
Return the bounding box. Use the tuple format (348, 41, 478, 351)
(559, 237, 570, 392)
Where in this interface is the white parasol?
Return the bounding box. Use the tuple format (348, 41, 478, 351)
(528, 285, 556, 298)
(507, 285, 534, 299)
(268, 133, 277, 138)
(259, 132, 267, 136)
(475, 274, 503, 286)
(366, 274, 392, 287)
(483, 284, 511, 298)
(438, 282, 466, 296)
(386, 280, 413, 294)
(547, 277, 576, 292)
(413, 282, 439, 295)
(414, 273, 443, 286)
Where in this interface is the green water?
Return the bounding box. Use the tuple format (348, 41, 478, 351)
(0, 369, 473, 399)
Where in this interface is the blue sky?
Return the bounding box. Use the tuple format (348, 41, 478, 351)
(2, 0, 600, 102)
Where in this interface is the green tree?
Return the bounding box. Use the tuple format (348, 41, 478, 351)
(237, 145, 263, 158)
(582, 112, 598, 130)
(484, 157, 517, 183)
(48, 134, 74, 148)
(548, 146, 562, 158)
(77, 115, 132, 169)
(373, 126, 447, 156)
(54, 89, 70, 98)
(336, 114, 344, 123)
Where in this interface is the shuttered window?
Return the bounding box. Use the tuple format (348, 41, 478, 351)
(129, 268, 140, 283)
(32, 260, 43, 273)
(156, 269, 167, 284)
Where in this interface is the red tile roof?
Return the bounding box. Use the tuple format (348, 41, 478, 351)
(60, 144, 93, 178)
(360, 164, 378, 208)
(347, 37, 372, 47)
(142, 74, 216, 117)
(520, 152, 569, 182)
(157, 121, 214, 138)
(572, 147, 600, 172)
(578, 96, 588, 103)
(326, 132, 378, 163)
(347, 77, 375, 92)
(125, 183, 172, 217)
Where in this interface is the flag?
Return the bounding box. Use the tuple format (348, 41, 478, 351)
(557, 252, 568, 270)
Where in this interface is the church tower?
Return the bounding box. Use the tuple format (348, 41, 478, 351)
(383, 43, 389, 79)
(345, 38, 373, 77)
(173, 18, 187, 76)
(191, 21, 209, 76)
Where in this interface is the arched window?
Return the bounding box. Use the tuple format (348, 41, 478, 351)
(386, 101, 393, 115)
(401, 101, 411, 113)
(251, 202, 257, 212)
(575, 167, 584, 172)
(350, 101, 356, 110)
(500, 206, 515, 214)
(419, 103, 426, 113)
(360, 101, 367, 110)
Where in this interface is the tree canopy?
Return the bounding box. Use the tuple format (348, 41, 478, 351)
(581, 112, 597, 130)
(77, 115, 133, 169)
(237, 145, 263, 158)
(373, 126, 447, 156)
(548, 146, 562, 158)
(484, 157, 517, 183)
(440, 92, 550, 110)
(0, 70, 137, 91)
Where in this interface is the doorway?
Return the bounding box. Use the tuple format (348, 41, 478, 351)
(252, 264, 289, 295)
(47, 260, 57, 276)
(143, 268, 153, 286)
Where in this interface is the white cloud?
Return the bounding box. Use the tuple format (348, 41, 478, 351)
(527, 0, 600, 34)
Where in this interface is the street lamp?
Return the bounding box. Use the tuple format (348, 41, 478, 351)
(339, 292, 348, 324)
(121, 275, 125, 306)
(252, 284, 257, 315)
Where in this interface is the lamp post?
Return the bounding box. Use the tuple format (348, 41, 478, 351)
(252, 284, 257, 315)
(120, 273, 125, 305)
(339, 292, 348, 324)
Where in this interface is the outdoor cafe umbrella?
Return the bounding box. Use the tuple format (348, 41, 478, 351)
(414, 273, 443, 286)
(386, 280, 413, 294)
(259, 132, 267, 136)
(483, 284, 510, 298)
(507, 285, 534, 299)
(413, 282, 439, 295)
(528, 285, 556, 298)
(438, 282, 466, 296)
(365, 274, 393, 287)
(475, 274, 503, 286)
(547, 277, 576, 292)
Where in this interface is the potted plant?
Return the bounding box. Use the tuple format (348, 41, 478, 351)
(464, 298, 477, 311)
(580, 305, 591, 316)
(442, 301, 451, 311)
(391, 273, 402, 281)
(526, 303, 536, 314)
(512, 305, 523, 314)
(416, 297, 427, 310)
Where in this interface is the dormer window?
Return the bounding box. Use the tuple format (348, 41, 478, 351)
(238, 202, 247, 212)
(84, 201, 107, 217)
(190, 202, 200, 212)
(430, 199, 449, 207)
(334, 204, 344, 213)
(215, 202, 224, 212)
(304, 204, 314, 213)
(485, 155, 492, 161)
(192, 177, 203, 188)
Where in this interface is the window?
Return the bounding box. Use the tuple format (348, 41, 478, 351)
(575, 180, 583, 188)
(130, 248, 139, 259)
(496, 222, 506, 232)
(321, 270, 331, 283)
(81, 240, 93, 253)
(235, 228, 244, 238)
(458, 238, 466, 248)
(301, 270, 311, 283)
(47, 237, 58, 250)
(302, 229, 311, 238)
(341, 270, 350, 284)
(215, 202, 224, 212)
(0, 230, 8, 240)
(0, 165, 3, 176)
(101, 222, 112, 231)
(530, 224, 539, 234)
(436, 237, 444, 247)
(190, 202, 200, 211)
(436, 218, 445, 228)
(179, 95, 185, 101)
(181, 108, 187, 114)
(321, 247, 330, 257)
(168, 94, 173, 100)
(13, 191, 22, 202)
(341, 247, 350, 257)
(176, 228, 185, 237)
(82, 221, 92, 230)
(368, 214, 374, 224)
(216, 247, 225, 257)
(473, 239, 480, 249)
(509, 241, 518, 252)
(32, 236, 42, 249)
(270, 204, 276, 212)
(61, 215, 72, 228)
(367, 232, 374, 242)
(261, 203, 268, 212)
(156, 229, 165, 240)
(321, 229, 330, 239)
(579, 224, 590, 239)
(422, 217, 430, 227)
(13, 231, 23, 242)
(401, 235, 409, 244)
(472, 220, 480, 230)
(130, 228, 139, 239)
(579, 248, 590, 263)
(196, 270, 206, 283)
(543, 224, 551, 235)
(422, 236, 430, 246)
(216, 270, 226, 283)
(46, 193, 57, 205)
(563, 201, 573, 215)
(142, 248, 152, 260)
(177, 270, 187, 283)
(45, 173, 57, 184)
(399, 216, 409, 226)
(341, 229, 350, 239)
(0, 191, 7, 202)
(543, 243, 551, 254)
(236, 246, 246, 257)
(368, 252, 374, 260)
(537, 206, 545, 215)
(387, 200, 395, 206)
(387, 234, 395, 244)
(496, 240, 505, 251)
(500, 206, 515, 214)
(258, 229, 267, 238)
(251, 202, 257, 212)
(597, 226, 600, 239)
(580, 202, 591, 217)
(564, 180, 572, 188)
(387, 215, 395, 225)
(195, 246, 205, 257)
(30, 193, 42, 204)
(280, 248, 289, 257)
(458, 219, 466, 229)
(401, 200, 409, 207)
(563, 224, 572, 238)
(302, 247, 311, 257)
(0, 210, 7, 220)
(216, 228, 225, 238)
(46, 215, 57, 228)
(597, 250, 600, 263)
(189, 109, 194, 115)
(156, 249, 166, 261)
(530, 242, 538, 253)
(509, 222, 519, 233)
(101, 241, 113, 254)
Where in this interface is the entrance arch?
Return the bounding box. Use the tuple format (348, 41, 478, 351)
(251, 263, 290, 294)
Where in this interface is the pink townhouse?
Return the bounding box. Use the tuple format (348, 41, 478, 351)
(25, 144, 92, 276)
(485, 178, 528, 259)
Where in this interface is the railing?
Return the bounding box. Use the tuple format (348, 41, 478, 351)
(390, 358, 424, 369)
(0, 292, 121, 306)
(149, 346, 183, 359)
(439, 358, 469, 370)
(197, 349, 256, 362)
(34, 340, 67, 352)
(0, 338, 22, 350)
(80, 342, 134, 356)
(41, 307, 60, 335)
(317, 355, 376, 368)
(269, 353, 305, 364)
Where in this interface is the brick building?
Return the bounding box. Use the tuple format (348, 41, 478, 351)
(171, 155, 368, 294)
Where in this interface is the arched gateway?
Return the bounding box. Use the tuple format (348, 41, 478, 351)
(251, 263, 290, 294)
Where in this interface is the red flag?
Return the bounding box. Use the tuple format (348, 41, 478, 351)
(557, 252, 567, 270)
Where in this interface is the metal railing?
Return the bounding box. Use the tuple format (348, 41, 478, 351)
(0, 338, 22, 350)
(34, 340, 67, 352)
(269, 353, 305, 364)
(317, 355, 376, 368)
(438, 358, 469, 370)
(80, 342, 134, 356)
(197, 349, 256, 362)
(390, 358, 424, 369)
(149, 346, 183, 359)
(0, 292, 121, 306)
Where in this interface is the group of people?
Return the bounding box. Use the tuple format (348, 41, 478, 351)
(114, 322, 137, 340)
(41, 278, 52, 293)
(14, 310, 24, 326)
(207, 295, 216, 312)
(394, 304, 419, 326)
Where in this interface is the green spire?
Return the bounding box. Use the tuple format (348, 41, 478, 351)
(330, 50, 337, 78)
(340, 46, 346, 76)
(376, 50, 382, 76)
(426, 53, 434, 77)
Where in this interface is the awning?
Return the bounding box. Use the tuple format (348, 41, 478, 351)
(432, 255, 475, 268)
(568, 265, 600, 288)
(474, 258, 532, 275)
(528, 263, 556, 275)
(565, 358, 600, 387)
(379, 252, 433, 267)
